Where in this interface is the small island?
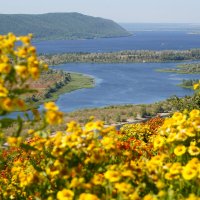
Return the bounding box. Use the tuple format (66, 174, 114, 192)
(177, 79, 199, 89)
(156, 63, 200, 74)
(156, 62, 200, 89)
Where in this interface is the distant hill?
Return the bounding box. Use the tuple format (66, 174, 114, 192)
(0, 12, 131, 40)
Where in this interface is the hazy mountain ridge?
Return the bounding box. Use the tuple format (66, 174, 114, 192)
(0, 12, 131, 40)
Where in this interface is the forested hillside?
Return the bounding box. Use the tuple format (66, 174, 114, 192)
(0, 12, 130, 40)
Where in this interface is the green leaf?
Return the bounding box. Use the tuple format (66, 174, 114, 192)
(20, 143, 37, 151)
(0, 118, 16, 128)
(29, 159, 43, 172)
(11, 88, 38, 95)
(15, 116, 23, 137)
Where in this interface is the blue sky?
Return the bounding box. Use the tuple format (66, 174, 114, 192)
(0, 0, 200, 23)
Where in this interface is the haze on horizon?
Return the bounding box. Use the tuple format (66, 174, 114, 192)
(0, 0, 200, 23)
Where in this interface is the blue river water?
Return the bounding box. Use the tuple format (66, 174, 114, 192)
(34, 31, 200, 54)
(3, 30, 200, 118)
(53, 62, 200, 112)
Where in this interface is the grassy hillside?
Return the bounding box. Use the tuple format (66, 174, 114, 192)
(0, 12, 130, 40)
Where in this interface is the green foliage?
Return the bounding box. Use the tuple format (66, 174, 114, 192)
(115, 114, 121, 122)
(178, 79, 199, 88)
(0, 13, 130, 40)
(40, 49, 200, 65)
(0, 118, 16, 128)
(157, 62, 200, 74)
(166, 93, 200, 112)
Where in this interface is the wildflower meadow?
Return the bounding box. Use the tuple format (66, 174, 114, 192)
(0, 33, 200, 200)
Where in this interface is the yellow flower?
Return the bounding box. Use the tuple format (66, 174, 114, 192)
(79, 193, 99, 200)
(27, 55, 37, 65)
(3, 36, 15, 49)
(15, 47, 28, 58)
(182, 166, 197, 180)
(185, 127, 196, 137)
(0, 63, 11, 74)
(0, 77, 4, 84)
(89, 116, 95, 121)
(189, 109, 200, 118)
(92, 174, 104, 185)
(115, 182, 132, 193)
(158, 190, 166, 198)
(150, 154, 166, 165)
(165, 172, 174, 180)
(44, 102, 59, 111)
(186, 193, 200, 200)
(154, 136, 165, 150)
(121, 170, 134, 178)
(2, 97, 13, 111)
(7, 136, 22, 146)
(14, 65, 29, 79)
(176, 132, 187, 141)
(43, 63, 49, 70)
(0, 84, 8, 97)
(85, 121, 104, 131)
(156, 181, 165, 189)
(18, 168, 37, 188)
(186, 161, 199, 172)
(70, 177, 85, 188)
(193, 83, 200, 90)
(174, 145, 186, 156)
(7, 32, 17, 42)
(143, 194, 156, 200)
(19, 36, 31, 45)
(129, 192, 141, 200)
(188, 145, 200, 156)
(173, 112, 186, 122)
(189, 158, 200, 166)
(66, 121, 81, 132)
(167, 132, 176, 143)
(170, 162, 182, 175)
(101, 136, 115, 150)
(28, 129, 35, 135)
(45, 110, 63, 125)
(28, 46, 36, 54)
(104, 170, 121, 182)
(29, 67, 39, 79)
(57, 189, 74, 200)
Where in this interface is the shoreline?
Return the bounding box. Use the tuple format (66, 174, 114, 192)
(25, 72, 95, 110)
(1, 71, 95, 118)
(32, 33, 133, 42)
